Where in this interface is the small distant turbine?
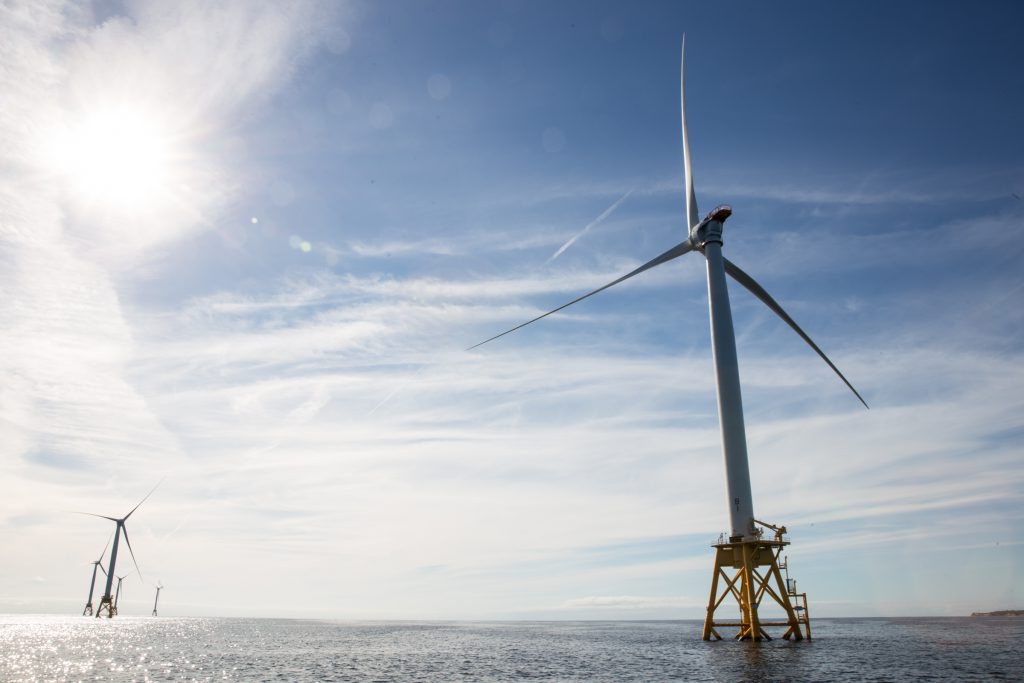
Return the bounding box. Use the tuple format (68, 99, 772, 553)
(470, 38, 867, 642)
(81, 534, 112, 616)
(113, 572, 131, 611)
(77, 482, 160, 618)
(151, 582, 163, 617)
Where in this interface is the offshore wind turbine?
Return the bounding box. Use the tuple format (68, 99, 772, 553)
(151, 582, 163, 617)
(113, 572, 131, 611)
(79, 483, 159, 618)
(470, 39, 867, 641)
(81, 534, 111, 616)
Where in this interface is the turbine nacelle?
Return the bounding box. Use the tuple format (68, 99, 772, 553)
(689, 205, 733, 249)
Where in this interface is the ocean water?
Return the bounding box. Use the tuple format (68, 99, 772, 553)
(0, 615, 1019, 682)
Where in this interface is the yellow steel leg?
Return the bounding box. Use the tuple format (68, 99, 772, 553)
(702, 549, 724, 640)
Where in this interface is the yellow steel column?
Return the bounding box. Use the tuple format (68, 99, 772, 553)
(743, 543, 767, 640)
(803, 593, 812, 640)
(702, 547, 724, 640)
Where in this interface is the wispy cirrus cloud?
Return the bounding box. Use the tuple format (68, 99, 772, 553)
(0, 0, 351, 571)
(488, 163, 1023, 214)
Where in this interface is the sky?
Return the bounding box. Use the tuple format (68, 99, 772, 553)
(1, 0, 1022, 620)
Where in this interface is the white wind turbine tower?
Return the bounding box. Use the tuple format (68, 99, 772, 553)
(470, 38, 867, 641)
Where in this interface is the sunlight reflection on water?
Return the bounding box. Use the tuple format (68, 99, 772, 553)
(1, 615, 1019, 682)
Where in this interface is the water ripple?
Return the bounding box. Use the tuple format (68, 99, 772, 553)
(1, 615, 1019, 682)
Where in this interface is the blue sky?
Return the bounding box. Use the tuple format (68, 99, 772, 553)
(2, 0, 1022, 619)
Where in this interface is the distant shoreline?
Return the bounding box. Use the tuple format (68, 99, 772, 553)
(970, 610, 1024, 617)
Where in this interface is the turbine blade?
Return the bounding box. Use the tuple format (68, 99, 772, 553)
(723, 258, 868, 409)
(72, 512, 119, 523)
(469, 240, 695, 350)
(122, 527, 144, 582)
(681, 35, 699, 230)
(124, 479, 163, 520)
(98, 530, 114, 563)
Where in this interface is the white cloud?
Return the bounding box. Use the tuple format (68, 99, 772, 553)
(0, 0, 350, 507)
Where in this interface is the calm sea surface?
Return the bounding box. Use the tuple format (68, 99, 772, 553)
(0, 615, 1019, 682)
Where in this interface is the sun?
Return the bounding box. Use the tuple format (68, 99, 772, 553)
(48, 102, 178, 214)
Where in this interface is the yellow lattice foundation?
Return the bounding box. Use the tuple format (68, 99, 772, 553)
(701, 523, 811, 641)
(95, 595, 117, 618)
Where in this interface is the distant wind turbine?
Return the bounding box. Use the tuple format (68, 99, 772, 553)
(77, 482, 160, 618)
(151, 582, 163, 617)
(114, 572, 131, 611)
(81, 534, 112, 616)
(470, 37, 867, 642)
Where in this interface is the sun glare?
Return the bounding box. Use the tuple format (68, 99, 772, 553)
(49, 104, 176, 213)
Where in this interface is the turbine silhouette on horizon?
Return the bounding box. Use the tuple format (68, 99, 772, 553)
(113, 572, 131, 611)
(77, 482, 159, 618)
(81, 534, 111, 617)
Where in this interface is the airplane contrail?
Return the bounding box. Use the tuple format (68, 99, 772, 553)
(546, 189, 634, 264)
(367, 365, 428, 416)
